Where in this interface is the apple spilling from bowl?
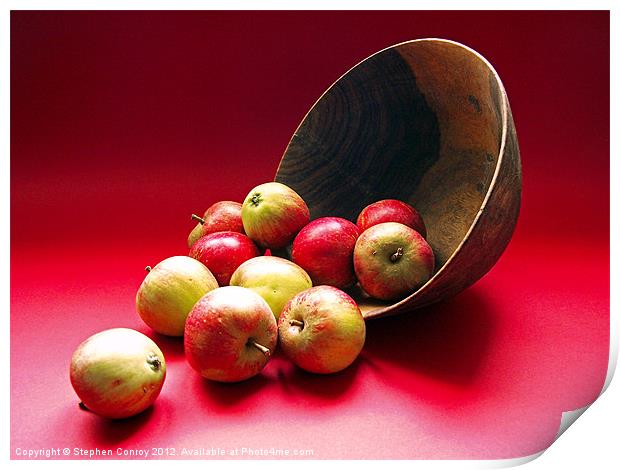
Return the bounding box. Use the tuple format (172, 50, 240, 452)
(67, 37, 522, 422)
(70, 328, 166, 419)
(69, 181, 435, 419)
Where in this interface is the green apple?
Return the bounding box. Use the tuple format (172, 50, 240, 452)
(136, 256, 219, 336)
(70, 328, 166, 419)
(229, 256, 312, 319)
(187, 221, 204, 248)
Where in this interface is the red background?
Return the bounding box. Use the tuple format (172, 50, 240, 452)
(10, 11, 610, 459)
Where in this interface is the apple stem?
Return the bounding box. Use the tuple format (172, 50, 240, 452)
(390, 247, 404, 262)
(146, 353, 162, 371)
(248, 340, 271, 357)
(289, 319, 304, 329)
(145, 266, 152, 272)
(250, 193, 262, 207)
(191, 213, 206, 224)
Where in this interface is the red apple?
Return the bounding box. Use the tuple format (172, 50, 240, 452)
(291, 217, 360, 289)
(278, 286, 366, 374)
(189, 231, 260, 286)
(184, 286, 278, 382)
(241, 182, 310, 249)
(188, 201, 244, 248)
(357, 199, 427, 238)
(353, 222, 435, 300)
(70, 328, 166, 419)
(136, 256, 218, 336)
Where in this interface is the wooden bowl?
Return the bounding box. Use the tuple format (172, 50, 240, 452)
(275, 38, 521, 319)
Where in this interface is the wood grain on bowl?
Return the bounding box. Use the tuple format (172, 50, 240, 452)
(276, 39, 521, 319)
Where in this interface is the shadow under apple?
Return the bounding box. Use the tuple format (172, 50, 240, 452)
(148, 331, 185, 363)
(194, 370, 273, 411)
(86, 404, 156, 446)
(135, 326, 186, 363)
(270, 348, 364, 403)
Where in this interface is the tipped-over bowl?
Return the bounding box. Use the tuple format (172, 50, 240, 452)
(276, 38, 521, 319)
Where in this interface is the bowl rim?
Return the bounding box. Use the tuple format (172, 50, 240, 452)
(276, 38, 510, 317)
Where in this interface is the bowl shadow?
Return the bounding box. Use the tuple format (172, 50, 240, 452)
(363, 286, 495, 387)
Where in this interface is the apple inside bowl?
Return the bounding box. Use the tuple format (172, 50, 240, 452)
(275, 38, 521, 319)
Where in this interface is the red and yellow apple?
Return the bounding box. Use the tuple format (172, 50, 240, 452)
(291, 217, 360, 289)
(69, 328, 166, 419)
(184, 286, 278, 382)
(357, 199, 427, 238)
(241, 182, 310, 249)
(277, 286, 366, 374)
(188, 200, 245, 248)
(189, 231, 260, 286)
(229, 256, 312, 319)
(353, 222, 434, 300)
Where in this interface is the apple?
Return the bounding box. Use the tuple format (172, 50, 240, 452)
(229, 256, 312, 319)
(241, 182, 310, 249)
(187, 223, 204, 249)
(184, 286, 278, 382)
(356, 199, 427, 238)
(136, 256, 219, 336)
(69, 328, 166, 419)
(353, 222, 435, 300)
(291, 217, 360, 289)
(277, 285, 366, 374)
(189, 231, 260, 286)
(187, 201, 244, 248)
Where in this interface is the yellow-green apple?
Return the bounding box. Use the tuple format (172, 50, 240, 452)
(69, 328, 166, 419)
(187, 201, 244, 248)
(187, 223, 204, 250)
(241, 182, 310, 249)
(136, 256, 218, 336)
(354, 222, 434, 300)
(229, 256, 312, 319)
(184, 286, 277, 382)
(291, 217, 360, 289)
(357, 199, 427, 238)
(277, 286, 366, 374)
(189, 231, 260, 286)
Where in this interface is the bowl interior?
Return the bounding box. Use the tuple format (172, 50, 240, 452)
(276, 39, 507, 314)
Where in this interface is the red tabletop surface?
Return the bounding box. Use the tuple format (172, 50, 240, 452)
(10, 11, 610, 460)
